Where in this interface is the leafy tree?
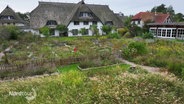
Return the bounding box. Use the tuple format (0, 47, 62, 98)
(151, 4, 167, 13)
(90, 25, 99, 35)
(17, 12, 30, 22)
(101, 25, 112, 35)
(124, 16, 132, 29)
(39, 26, 50, 37)
(174, 13, 184, 22)
(79, 28, 88, 35)
(90, 25, 99, 39)
(166, 5, 175, 16)
(56, 24, 68, 34)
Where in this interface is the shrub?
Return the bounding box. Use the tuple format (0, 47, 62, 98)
(117, 28, 128, 36)
(128, 42, 147, 55)
(79, 28, 88, 35)
(0, 26, 20, 40)
(39, 26, 50, 37)
(107, 32, 120, 39)
(101, 25, 112, 35)
(123, 32, 132, 38)
(122, 41, 147, 59)
(142, 32, 154, 39)
(56, 24, 68, 35)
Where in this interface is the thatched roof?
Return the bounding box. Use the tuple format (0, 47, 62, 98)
(0, 6, 25, 24)
(30, 1, 124, 29)
(148, 22, 184, 28)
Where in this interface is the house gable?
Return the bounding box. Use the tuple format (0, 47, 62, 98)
(0, 6, 26, 26)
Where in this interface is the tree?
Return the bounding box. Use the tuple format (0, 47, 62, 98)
(17, 12, 30, 22)
(174, 13, 184, 22)
(167, 5, 175, 16)
(90, 25, 99, 35)
(101, 25, 112, 35)
(39, 26, 50, 37)
(56, 24, 68, 36)
(124, 16, 132, 29)
(151, 4, 167, 13)
(79, 28, 88, 35)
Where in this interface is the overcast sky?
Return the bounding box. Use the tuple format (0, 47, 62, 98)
(0, 0, 183, 15)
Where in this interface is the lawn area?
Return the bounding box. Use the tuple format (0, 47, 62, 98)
(57, 64, 79, 73)
(0, 64, 184, 104)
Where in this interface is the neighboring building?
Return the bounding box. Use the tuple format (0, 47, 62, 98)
(131, 12, 172, 28)
(30, 1, 124, 36)
(148, 22, 184, 39)
(0, 6, 27, 27)
(115, 12, 128, 24)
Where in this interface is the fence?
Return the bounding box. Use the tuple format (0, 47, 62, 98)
(0, 54, 102, 79)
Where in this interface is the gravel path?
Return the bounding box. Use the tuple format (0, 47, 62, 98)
(116, 57, 160, 73)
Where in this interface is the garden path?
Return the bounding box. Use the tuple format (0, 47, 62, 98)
(115, 56, 160, 73)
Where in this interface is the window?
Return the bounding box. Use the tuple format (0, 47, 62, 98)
(150, 29, 156, 36)
(72, 29, 78, 35)
(74, 21, 79, 25)
(79, 12, 92, 18)
(178, 29, 184, 38)
(46, 20, 57, 26)
(83, 21, 89, 25)
(158, 29, 161, 36)
(0, 16, 14, 20)
(172, 29, 176, 37)
(92, 21, 97, 25)
(137, 20, 141, 24)
(83, 29, 89, 35)
(162, 29, 166, 37)
(105, 21, 113, 26)
(167, 29, 171, 37)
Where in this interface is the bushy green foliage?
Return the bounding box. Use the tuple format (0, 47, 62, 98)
(0, 26, 20, 40)
(107, 32, 120, 39)
(56, 24, 68, 34)
(142, 32, 154, 39)
(79, 28, 88, 35)
(123, 41, 147, 59)
(39, 26, 50, 37)
(90, 25, 99, 35)
(101, 25, 112, 35)
(117, 28, 129, 36)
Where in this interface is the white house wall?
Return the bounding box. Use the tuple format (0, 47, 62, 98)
(131, 20, 144, 28)
(67, 21, 103, 37)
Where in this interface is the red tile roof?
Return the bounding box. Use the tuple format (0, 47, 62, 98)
(132, 12, 170, 23)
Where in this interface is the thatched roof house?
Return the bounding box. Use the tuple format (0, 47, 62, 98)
(30, 1, 123, 29)
(0, 6, 26, 26)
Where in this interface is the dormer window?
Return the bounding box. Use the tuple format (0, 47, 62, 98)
(79, 12, 92, 18)
(46, 20, 57, 26)
(0, 16, 14, 20)
(105, 21, 113, 26)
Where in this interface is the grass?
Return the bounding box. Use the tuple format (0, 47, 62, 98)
(57, 64, 79, 73)
(0, 64, 184, 104)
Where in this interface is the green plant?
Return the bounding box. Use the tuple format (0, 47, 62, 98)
(117, 28, 129, 36)
(90, 25, 99, 36)
(142, 32, 154, 39)
(122, 41, 147, 59)
(56, 24, 68, 35)
(107, 32, 120, 39)
(0, 25, 20, 40)
(39, 26, 50, 37)
(79, 28, 88, 35)
(101, 25, 112, 35)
